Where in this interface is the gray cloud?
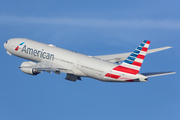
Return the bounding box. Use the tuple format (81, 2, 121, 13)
(1, 16, 180, 29)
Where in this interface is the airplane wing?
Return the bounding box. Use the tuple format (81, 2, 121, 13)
(94, 46, 172, 63)
(19, 61, 74, 74)
(141, 71, 176, 77)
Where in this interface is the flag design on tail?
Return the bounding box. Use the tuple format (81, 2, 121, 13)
(113, 40, 150, 75)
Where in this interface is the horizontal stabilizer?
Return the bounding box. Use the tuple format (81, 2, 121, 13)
(94, 46, 172, 63)
(141, 71, 176, 77)
(147, 46, 172, 54)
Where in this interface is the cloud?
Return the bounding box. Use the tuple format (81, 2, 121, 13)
(0, 16, 180, 29)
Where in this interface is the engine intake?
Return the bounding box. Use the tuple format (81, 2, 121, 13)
(20, 61, 41, 75)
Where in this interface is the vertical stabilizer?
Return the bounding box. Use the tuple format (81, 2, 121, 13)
(113, 40, 150, 75)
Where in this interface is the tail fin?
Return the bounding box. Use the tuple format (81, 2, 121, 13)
(113, 40, 150, 75)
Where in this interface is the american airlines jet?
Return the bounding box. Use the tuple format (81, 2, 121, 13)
(4, 38, 175, 82)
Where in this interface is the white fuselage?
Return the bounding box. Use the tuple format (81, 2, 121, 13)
(4, 38, 147, 82)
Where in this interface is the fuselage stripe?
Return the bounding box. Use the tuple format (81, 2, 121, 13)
(105, 73, 121, 79)
(113, 66, 139, 75)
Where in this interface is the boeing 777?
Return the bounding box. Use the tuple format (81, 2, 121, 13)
(4, 38, 175, 82)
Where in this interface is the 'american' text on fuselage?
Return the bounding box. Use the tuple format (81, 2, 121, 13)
(21, 45, 54, 61)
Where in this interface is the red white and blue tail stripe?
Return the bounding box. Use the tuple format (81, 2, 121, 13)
(113, 40, 150, 75)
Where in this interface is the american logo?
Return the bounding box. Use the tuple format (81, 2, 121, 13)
(15, 42, 25, 51)
(15, 41, 54, 61)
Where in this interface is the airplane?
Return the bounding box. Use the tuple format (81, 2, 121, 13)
(4, 38, 175, 82)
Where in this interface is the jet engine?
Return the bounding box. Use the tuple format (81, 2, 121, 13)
(20, 61, 41, 75)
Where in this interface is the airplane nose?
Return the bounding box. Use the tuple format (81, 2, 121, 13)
(4, 41, 8, 50)
(4, 42, 7, 49)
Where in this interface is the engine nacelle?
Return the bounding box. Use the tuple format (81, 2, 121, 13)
(20, 61, 41, 75)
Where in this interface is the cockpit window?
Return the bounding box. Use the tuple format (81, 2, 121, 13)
(6, 41, 8, 43)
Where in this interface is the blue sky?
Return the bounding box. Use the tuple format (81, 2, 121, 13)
(0, 0, 179, 120)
